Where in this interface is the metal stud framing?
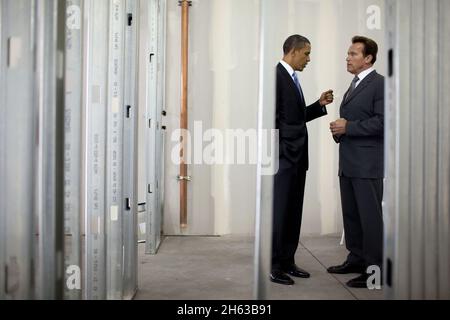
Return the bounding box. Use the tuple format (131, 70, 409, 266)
(1, 0, 162, 300)
(122, 0, 139, 301)
(64, 0, 83, 300)
(143, 0, 166, 255)
(84, 0, 109, 299)
(384, 0, 450, 300)
(0, 0, 64, 300)
(254, 0, 277, 300)
(80, 0, 139, 300)
(1, 0, 41, 300)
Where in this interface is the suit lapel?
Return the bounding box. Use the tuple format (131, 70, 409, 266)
(343, 70, 377, 106)
(278, 63, 304, 106)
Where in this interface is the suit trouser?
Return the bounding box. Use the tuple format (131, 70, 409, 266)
(339, 176, 383, 268)
(272, 158, 306, 271)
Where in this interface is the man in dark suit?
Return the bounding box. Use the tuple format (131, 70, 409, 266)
(271, 35, 334, 285)
(328, 36, 384, 288)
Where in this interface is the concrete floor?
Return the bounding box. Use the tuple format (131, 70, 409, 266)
(134, 234, 384, 300)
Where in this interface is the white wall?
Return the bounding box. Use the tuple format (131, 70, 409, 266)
(163, 0, 386, 236)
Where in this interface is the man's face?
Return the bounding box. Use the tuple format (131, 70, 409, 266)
(346, 42, 371, 75)
(291, 43, 311, 72)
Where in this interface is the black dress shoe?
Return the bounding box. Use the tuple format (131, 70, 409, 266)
(283, 265, 310, 278)
(270, 270, 294, 285)
(346, 273, 369, 288)
(327, 262, 365, 274)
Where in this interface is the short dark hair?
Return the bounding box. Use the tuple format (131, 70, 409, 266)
(352, 36, 378, 64)
(283, 35, 310, 55)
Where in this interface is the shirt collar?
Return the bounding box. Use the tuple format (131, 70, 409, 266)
(356, 67, 375, 84)
(280, 60, 295, 78)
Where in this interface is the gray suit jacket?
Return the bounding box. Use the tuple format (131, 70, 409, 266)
(334, 70, 384, 179)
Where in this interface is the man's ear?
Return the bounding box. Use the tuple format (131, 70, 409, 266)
(365, 54, 373, 64)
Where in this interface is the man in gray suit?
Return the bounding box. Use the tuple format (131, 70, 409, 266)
(327, 36, 384, 288)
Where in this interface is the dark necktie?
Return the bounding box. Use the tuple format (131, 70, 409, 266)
(345, 76, 359, 102)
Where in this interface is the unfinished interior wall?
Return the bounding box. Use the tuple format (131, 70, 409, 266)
(384, 0, 450, 300)
(163, 0, 386, 236)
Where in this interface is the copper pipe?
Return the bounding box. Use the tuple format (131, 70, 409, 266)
(179, 0, 191, 229)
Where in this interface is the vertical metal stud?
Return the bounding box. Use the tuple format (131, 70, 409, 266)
(145, 0, 158, 254)
(254, 0, 276, 300)
(1, 0, 142, 300)
(55, 0, 67, 300)
(143, 0, 165, 255)
(155, 0, 167, 253)
(64, 0, 83, 300)
(385, 0, 450, 300)
(437, 0, 450, 300)
(35, 0, 62, 300)
(105, 0, 127, 300)
(383, 0, 397, 299)
(122, 0, 138, 300)
(0, 0, 6, 300)
(0, 0, 36, 299)
(423, 0, 439, 300)
(84, 0, 109, 300)
(395, 0, 413, 300)
(409, 0, 426, 300)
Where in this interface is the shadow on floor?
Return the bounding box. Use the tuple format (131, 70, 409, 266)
(134, 234, 384, 300)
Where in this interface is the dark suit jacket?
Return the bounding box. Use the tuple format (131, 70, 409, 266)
(276, 63, 327, 170)
(334, 70, 384, 178)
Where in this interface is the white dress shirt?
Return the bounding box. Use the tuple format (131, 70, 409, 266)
(355, 67, 375, 88)
(280, 60, 297, 84)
